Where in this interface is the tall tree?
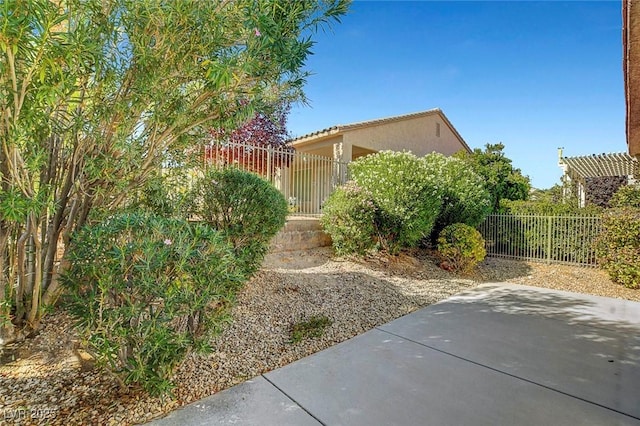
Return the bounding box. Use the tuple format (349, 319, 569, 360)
(455, 143, 531, 212)
(0, 0, 349, 341)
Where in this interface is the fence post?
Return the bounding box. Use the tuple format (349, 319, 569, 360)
(267, 147, 273, 183)
(546, 216, 552, 264)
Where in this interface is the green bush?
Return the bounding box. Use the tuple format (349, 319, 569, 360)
(595, 208, 640, 289)
(321, 182, 379, 256)
(63, 213, 243, 395)
(422, 153, 491, 241)
(187, 168, 288, 276)
(133, 170, 194, 217)
(349, 151, 442, 253)
(501, 199, 602, 216)
(609, 185, 640, 208)
(437, 223, 486, 273)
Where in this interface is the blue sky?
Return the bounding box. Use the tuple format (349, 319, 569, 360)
(287, 0, 625, 189)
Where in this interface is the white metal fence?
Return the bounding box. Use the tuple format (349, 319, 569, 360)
(204, 141, 349, 216)
(478, 214, 602, 267)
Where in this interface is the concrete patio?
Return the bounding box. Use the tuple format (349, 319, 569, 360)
(149, 283, 640, 425)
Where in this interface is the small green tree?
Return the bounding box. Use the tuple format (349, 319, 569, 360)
(455, 143, 531, 212)
(437, 223, 486, 273)
(595, 207, 640, 289)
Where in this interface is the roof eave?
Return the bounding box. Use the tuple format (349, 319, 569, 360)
(290, 127, 342, 147)
(289, 108, 470, 152)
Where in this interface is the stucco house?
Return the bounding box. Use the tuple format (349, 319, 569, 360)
(207, 109, 470, 215)
(279, 109, 470, 213)
(624, 0, 640, 159)
(290, 108, 471, 164)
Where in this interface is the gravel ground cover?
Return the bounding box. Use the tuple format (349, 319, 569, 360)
(0, 248, 637, 425)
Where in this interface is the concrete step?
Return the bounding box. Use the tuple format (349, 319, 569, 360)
(270, 217, 331, 253)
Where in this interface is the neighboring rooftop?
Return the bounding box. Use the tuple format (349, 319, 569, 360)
(289, 108, 471, 153)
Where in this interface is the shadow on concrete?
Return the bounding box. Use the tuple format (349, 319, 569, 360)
(380, 284, 640, 420)
(445, 284, 640, 332)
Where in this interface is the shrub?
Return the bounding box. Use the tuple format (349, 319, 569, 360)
(422, 153, 491, 241)
(187, 167, 288, 276)
(595, 208, 640, 289)
(63, 213, 243, 395)
(609, 185, 640, 208)
(321, 182, 379, 255)
(349, 151, 442, 252)
(437, 223, 486, 273)
(500, 199, 602, 216)
(133, 170, 194, 217)
(137, 175, 178, 217)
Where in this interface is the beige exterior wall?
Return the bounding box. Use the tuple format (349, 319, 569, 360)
(342, 114, 465, 160)
(292, 113, 467, 163)
(294, 135, 343, 158)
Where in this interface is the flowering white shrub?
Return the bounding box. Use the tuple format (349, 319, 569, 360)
(349, 151, 442, 252)
(422, 153, 491, 241)
(321, 181, 379, 255)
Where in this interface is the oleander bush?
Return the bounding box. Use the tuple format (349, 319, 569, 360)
(63, 213, 243, 395)
(437, 223, 486, 273)
(132, 170, 193, 218)
(422, 153, 491, 242)
(349, 151, 442, 253)
(609, 185, 640, 208)
(186, 168, 288, 276)
(321, 182, 379, 255)
(595, 207, 640, 289)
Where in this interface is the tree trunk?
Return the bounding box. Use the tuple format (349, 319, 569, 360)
(0, 226, 16, 344)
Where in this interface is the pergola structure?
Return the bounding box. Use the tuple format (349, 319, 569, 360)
(558, 149, 638, 207)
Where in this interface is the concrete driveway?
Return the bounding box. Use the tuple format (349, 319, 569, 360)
(149, 283, 640, 425)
